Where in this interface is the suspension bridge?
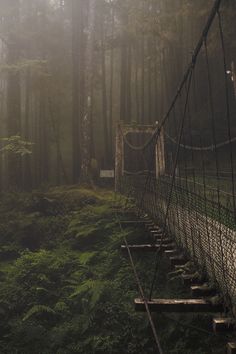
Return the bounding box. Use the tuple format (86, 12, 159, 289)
(115, 0, 236, 352)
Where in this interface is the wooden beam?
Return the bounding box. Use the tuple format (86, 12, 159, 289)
(135, 298, 223, 313)
(182, 274, 202, 286)
(213, 318, 235, 333)
(154, 238, 173, 245)
(121, 243, 175, 252)
(191, 284, 216, 297)
(150, 229, 163, 234)
(165, 249, 179, 257)
(161, 243, 176, 251)
(227, 342, 236, 354)
(121, 244, 160, 252)
(152, 234, 165, 242)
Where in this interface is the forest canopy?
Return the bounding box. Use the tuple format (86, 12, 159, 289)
(0, 0, 235, 188)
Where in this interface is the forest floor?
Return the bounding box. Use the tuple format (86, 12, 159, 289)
(0, 186, 230, 353)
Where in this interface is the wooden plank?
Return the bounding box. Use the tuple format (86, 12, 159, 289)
(153, 234, 165, 240)
(161, 243, 176, 251)
(227, 342, 236, 354)
(152, 233, 164, 238)
(135, 298, 223, 313)
(121, 243, 175, 252)
(149, 242, 176, 251)
(213, 318, 235, 333)
(154, 238, 173, 245)
(150, 229, 163, 234)
(165, 249, 179, 257)
(182, 274, 202, 286)
(191, 284, 216, 297)
(121, 244, 161, 252)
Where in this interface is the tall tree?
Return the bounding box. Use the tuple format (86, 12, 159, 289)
(80, 0, 96, 182)
(6, 0, 21, 188)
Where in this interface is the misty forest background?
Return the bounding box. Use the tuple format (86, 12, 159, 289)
(0, 1, 235, 353)
(0, 0, 235, 190)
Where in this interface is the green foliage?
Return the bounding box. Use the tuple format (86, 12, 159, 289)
(0, 187, 227, 353)
(23, 305, 57, 322)
(0, 135, 34, 156)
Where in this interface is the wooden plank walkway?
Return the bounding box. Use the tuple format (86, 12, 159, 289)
(135, 298, 223, 313)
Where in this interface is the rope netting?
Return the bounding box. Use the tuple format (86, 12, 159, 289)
(118, 0, 236, 316)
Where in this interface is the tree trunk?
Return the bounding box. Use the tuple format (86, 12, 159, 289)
(80, 0, 96, 182)
(71, 0, 82, 183)
(108, 1, 114, 165)
(100, 12, 109, 168)
(6, 0, 21, 189)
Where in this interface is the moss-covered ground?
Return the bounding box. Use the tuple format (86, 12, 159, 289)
(0, 186, 230, 353)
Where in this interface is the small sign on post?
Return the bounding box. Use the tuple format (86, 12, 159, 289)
(100, 170, 115, 178)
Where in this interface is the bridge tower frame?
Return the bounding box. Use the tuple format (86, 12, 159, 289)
(115, 121, 165, 191)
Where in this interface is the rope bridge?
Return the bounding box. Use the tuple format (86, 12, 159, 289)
(116, 0, 236, 324)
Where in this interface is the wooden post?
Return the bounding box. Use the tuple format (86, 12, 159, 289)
(156, 127, 165, 177)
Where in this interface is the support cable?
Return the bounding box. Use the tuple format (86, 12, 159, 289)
(114, 202, 164, 354)
(149, 69, 194, 300)
(165, 133, 236, 151)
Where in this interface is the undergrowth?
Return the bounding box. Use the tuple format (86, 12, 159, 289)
(0, 186, 228, 353)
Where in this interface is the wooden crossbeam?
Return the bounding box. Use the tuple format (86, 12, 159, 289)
(227, 342, 236, 354)
(150, 229, 163, 234)
(121, 242, 175, 252)
(154, 238, 173, 246)
(161, 243, 176, 251)
(134, 298, 223, 313)
(152, 235, 166, 242)
(152, 233, 164, 239)
(182, 274, 202, 286)
(191, 284, 216, 297)
(121, 244, 161, 252)
(213, 318, 235, 333)
(165, 249, 179, 257)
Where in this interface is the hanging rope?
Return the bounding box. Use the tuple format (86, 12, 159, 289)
(165, 132, 236, 151)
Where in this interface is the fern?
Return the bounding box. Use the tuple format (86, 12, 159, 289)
(23, 305, 56, 321)
(79, 252, 97, 265)
(69, 279, 112, 309)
